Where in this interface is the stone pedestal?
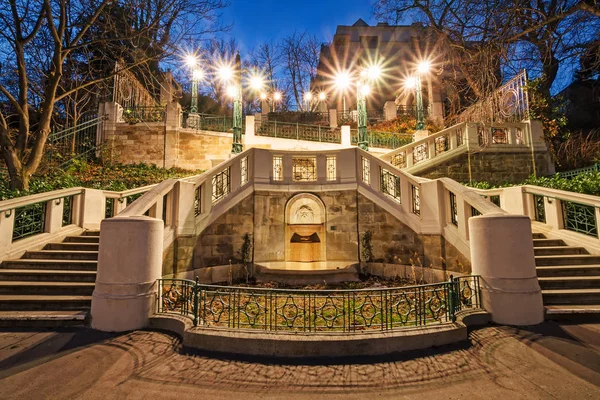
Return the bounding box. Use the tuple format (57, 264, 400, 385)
(413, 130, 429, 141)
(91, 216, 164, 332)
(469, 214, 544, 325)
(384, 101, 397, 121)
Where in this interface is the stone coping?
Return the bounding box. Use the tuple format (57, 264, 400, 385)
(148, 309, 489, 359)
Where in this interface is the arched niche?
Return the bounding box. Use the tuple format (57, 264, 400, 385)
(284, 193, 326, 263)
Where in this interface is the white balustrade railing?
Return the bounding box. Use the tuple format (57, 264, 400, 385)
(380, 121, 533, 171)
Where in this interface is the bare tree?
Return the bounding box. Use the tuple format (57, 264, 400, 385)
(280, 31, 321, 111)
(0, 0, 227, 190)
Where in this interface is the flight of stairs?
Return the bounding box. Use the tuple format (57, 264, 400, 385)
(533, 232, 600, 318)
(0, 231, 99, 327)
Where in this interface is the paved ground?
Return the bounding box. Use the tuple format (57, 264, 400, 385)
(0, 322, 598, 399)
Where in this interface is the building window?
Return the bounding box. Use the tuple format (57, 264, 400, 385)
(326, 156, 336, 181)
(381, 168, 401, 202)
(240, 156, 248, 186)
(362, 157, 370, 184)
(212, 167, 230, 203)
(292, 157, 317, 181)
(273, 156, 283, 181)
(360, 35, 378, 49)
(412, 185, 420, 215)
(449, 192, 458, 226)
(194, 185, 202, 216)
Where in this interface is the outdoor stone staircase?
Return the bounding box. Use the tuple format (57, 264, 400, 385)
(533, 232, 600, 318)
(0, 231, 98, 327)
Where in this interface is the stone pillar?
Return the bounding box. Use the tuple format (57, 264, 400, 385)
(81, 189, 106, 230)
(244, 115, 255, 148)
(91, 216, 164, 332)
(469, 214, 544, 325)
(329, 109, 338, 128)
(341, 125, 351, 147)
(384, 101, 397, 121)
(413, 130, 429, 141)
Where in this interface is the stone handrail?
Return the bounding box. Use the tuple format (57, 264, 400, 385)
(0, 187, 84, 213)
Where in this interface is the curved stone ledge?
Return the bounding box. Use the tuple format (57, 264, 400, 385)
(148, 310, 490, 358)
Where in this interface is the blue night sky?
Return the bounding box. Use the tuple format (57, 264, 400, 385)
(220, 0, 377, 52)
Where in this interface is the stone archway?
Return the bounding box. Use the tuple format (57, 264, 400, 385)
(285, 193, 326, 262)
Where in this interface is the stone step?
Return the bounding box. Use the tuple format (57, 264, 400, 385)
(81, 230, 100, 236)
(45, 242, 99, 251)
(541, 289, 600, 305)
(0, 295, 92, 311)
(23, 250, 98, 260)
(532, 238, 566, 247)
(538, 276, 600, 290)
(532, 233, 546, 239)
(0, 269, 96, 282)
(0, 281, 95, 296)
(63, 235, 100, 243)
(534, 246, 589, 256)
(254, 265, 360, 286)
(0, 310, 89, 327)
(544, 305, 600, 322)
(536, 265, 600, 277)
(0, 259, 97, 271)
(535, 255, 600, 266)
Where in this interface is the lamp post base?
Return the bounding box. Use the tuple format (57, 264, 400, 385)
(231, 143, 243, 154)
(358, 141, 369, 151)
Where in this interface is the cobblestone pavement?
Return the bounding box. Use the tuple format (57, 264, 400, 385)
(0, 323, 599, 399)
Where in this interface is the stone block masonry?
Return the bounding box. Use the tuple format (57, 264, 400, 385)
(106, 123, 233, 171)
(417, 150, 554, 185)
(178, 189, 470, 275)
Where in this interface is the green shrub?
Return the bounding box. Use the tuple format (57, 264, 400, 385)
(0, 161, 203, 201)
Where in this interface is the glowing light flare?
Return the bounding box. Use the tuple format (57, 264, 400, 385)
(226, 85, 239, 98)
(249, 75, 265, 91)
(418, 60, 431, 74)
(218, 65, 234, 82)
(304, 91, 313, 102)
(273, 91, 282, 101)
(185, 54, 198, 68)
(318, 92, 326, 101)
(192, 69, 204, 81)
(366, 64, 382, 81)
(260, 92, 268, 100)
(404, 76, 418, 89)
(334, 70, 352, 91)
(359, 83, 371, 96)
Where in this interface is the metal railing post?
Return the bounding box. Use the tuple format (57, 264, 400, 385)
(193, 277, 199, 326)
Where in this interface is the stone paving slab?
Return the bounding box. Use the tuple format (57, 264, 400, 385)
(0, 323, 598, 399)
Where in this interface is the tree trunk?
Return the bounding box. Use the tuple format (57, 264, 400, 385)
(8, 168, 29, 191)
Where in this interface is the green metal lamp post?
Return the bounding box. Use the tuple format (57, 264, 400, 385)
(231, 53, 243, 154)
(357, 79, 369, 151)
(414, 75, 426, 130)
(190, 71, 200, 114)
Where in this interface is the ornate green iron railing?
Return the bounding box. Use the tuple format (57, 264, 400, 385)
(351, 130, 413, 149)
(534, 195, 546, 223)
(257, 121, 341, 144)
(156, 275, 482, 332)
(182, 113, 234, 133)
(122, 106, 166, 123)
(557, 163, 599, 179)
(562, 200, 598, 237)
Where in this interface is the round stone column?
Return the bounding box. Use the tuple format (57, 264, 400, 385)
(469, 214, 544, 325)
(91, 216, 163, 332)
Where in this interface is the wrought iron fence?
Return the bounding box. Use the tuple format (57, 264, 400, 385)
(257, 120, 341, 144)
(181, 113, 234, 133)
(556, 163, 599, 179)
(350, 130, 413, 149)
(46, 115, 106, 167)
(455, 70, 529, 124)
(122, 106, 166, 123)
(156, 275, 482, 332)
